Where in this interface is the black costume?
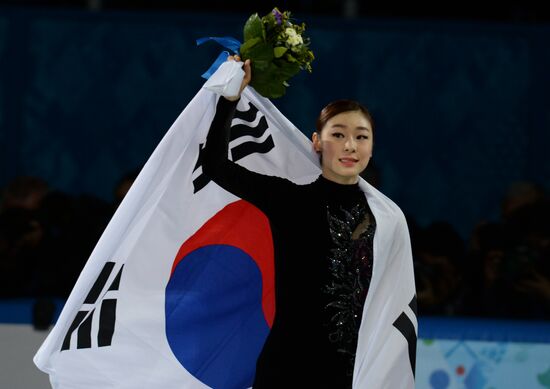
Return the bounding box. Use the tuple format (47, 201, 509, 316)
(202, 97, 376, 389)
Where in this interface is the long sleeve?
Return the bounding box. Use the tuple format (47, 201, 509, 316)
(202, 97, 238, 177)
(201, 96, 297, 216)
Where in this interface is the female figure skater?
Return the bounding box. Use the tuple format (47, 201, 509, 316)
(202, 57, 412, 388)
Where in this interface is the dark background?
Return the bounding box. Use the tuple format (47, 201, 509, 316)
(1, 1, 548, 235)
(0, 1, 548, 319)
(1, 0, 548, 23)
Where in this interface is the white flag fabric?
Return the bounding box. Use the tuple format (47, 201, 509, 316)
(34, 70, 417, 388)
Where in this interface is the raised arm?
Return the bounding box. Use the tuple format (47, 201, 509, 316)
(201, 58, 296, 215)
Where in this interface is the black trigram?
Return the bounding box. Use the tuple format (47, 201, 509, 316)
(192, 101, 275, 193)
(61, 261, 123, 351)
(392, 295, 418, 377)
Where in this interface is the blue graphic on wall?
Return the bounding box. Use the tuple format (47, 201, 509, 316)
(417, 339, 550, 389)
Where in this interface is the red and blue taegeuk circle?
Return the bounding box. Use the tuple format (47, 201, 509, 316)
(165, 200, 275, 388)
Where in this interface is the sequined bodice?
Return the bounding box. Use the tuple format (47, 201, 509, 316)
(325, 201, 376, 377)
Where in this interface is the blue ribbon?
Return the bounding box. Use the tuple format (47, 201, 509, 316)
(196, 36, 242, 79)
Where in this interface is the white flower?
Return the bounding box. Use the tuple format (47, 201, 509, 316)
(285, 27, 303, 46)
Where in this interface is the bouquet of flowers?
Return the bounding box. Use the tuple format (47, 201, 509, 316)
(239, 8, 314, 99)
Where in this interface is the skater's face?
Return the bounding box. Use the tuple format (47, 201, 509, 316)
(312, 110, 373, 185)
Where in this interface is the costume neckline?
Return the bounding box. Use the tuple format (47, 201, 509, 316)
(316, 175, 362, 196)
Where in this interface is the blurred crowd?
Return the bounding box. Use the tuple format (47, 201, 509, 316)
(411, 181, 550, 320)
(0, 171, 548, 321)
(0, 172, 137, 299)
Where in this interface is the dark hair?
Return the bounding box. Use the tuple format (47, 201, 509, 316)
(315, 99, 374, 134)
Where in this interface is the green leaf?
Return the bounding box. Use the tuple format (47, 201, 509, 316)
(250, 62, 287, 98)
(247, 42, 273, 60)
(240, 37, 261, 58)
(273, 46, 288, 58)
(253, 81, 287, 99)
(247, 42, 274, 71)
(243, 13, 265, 41)
(276, 61, 301, 79)
(285, 53, 297, 63)
(250, 61, 300, 99)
